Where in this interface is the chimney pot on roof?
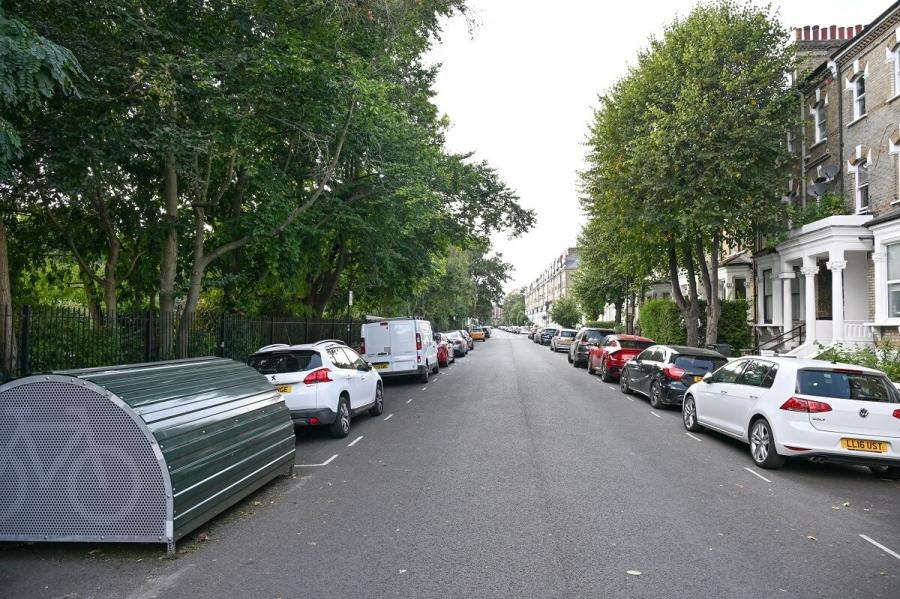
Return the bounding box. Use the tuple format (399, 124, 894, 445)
(837, 26, 845, 38)
(829, 25, 837, 39)
(794, 27, 802, 41)
(856, 24, 863, 35)
(812, 25, 820, 41)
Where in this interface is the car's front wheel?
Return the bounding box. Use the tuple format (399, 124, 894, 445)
(368, 385, 384, 417)
(419, 364, 429, 384)
(567, 352, 573, 364)
(330, 398, 351, 438)
(869, 465, 900, 480)
(749, 418, 785, 469)
(682, 395, 702, 432)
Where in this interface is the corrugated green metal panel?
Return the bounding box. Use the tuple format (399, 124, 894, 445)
(58, 357, 295, 540)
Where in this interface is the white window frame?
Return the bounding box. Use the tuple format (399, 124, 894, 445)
(888, 243, 900, 318)
(894, 48, 900, 97)
(854, 161, 870, 213)
(815, 104, 826, 142)
(853, 75, 866, 119)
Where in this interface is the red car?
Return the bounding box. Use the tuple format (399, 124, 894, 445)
(436, 333, 455, 367)
(588, 334, 655, 382)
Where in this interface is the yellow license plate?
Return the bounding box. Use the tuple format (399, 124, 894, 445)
(841, 438, 889, 453)
(693, 376, 703, 383)
(373, 363, 389, 370)
(275, 384, 292, 394)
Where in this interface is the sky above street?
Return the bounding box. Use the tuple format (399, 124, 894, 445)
(425, 0, 888, 293)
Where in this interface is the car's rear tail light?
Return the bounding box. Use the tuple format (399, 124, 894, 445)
(360, 339, 366, 354)
(780, 396, 832, 413)
(309, 416, 320, 425)
(416, 333, 422, 351)
(893, 409, 900, 419)
(663, 366, 686, 380)
(303, 368, 333, 384)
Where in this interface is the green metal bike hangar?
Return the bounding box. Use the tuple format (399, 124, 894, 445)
(0, 357, 295, 553)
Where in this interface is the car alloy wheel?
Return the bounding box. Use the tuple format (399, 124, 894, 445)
(682, 395, 702, 432)
(331, 398, 351, 438)
(749, 418, 784, 469)
(620, 372, 631, 394)
(369, 385, 384, 417)
(649, 381, 663, 409)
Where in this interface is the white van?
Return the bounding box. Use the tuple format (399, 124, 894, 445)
(361, 318, 440, 383)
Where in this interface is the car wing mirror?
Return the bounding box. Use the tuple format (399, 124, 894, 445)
(702, 372, 713, 383)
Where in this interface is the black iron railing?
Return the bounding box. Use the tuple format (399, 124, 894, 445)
(748, 323, 805, 356)
(0, 305, 367, 381)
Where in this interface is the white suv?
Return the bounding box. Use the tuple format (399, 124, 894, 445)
(682, 356, 900, 478)
(249, 340, 383, 438)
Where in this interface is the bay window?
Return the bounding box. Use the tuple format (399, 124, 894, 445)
(889, 244, 900, 318)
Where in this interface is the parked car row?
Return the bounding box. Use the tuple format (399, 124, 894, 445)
(543, 329, 900, 479)
(497, 325, 530, 334)
(249, 318, 491, 439)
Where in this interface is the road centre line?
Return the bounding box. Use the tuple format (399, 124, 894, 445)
(384, 413, 394, 421)
(295, 454, 338, 467)
(421, 387, 427, 391)
(626, 397, 634, 402)
(743, 467, 772, 483)
(650, 412, 661, 418)
(859, 534, 900, 560)
(607, 386, 618, 391)
(347, 435, 363, 447)
(685, 432, 703, 443)
(406, 398, 413, 404)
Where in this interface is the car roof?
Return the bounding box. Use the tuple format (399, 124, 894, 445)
(559, 328, 578, 332)
(738, 356, 885, 375)
(251, 341, 346, 355)
(658, 345, 726, 358)
(580, 327, 615, 333)
(611, 334, 654, 342)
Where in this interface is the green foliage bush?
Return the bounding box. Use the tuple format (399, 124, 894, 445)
(638, 299, 751, 348)
(717, 300, 752, 350)
(638, 300, 685, 344)
(816, 341, 900, 382)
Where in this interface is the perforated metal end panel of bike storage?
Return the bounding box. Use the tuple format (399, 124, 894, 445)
(0, 357, 295, 553)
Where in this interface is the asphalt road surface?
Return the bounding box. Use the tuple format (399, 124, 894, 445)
(2, 331, 899, 598)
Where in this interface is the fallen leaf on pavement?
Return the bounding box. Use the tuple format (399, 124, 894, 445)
(626, 570, 641, 576)
(806, 536, 817, 542)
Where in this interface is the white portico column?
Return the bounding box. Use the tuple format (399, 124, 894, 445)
(827, 250, 847, 342)
(801, 260, 818, 346)
(779, 270, 795, 336)
(873, 251, 887, 322)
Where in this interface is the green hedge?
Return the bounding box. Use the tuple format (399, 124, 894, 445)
(718, 299, 752, 351)
(639, 299, 751, 348)
(816, 341, 900, 382)
(638, 299, 685, 344)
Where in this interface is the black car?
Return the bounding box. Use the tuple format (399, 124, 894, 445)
(568, 327, 616, 368)
(620, 345, 727, 409)
(538, 327, 557, 346)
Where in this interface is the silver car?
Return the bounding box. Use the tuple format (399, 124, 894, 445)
(550, 329, 578, 352)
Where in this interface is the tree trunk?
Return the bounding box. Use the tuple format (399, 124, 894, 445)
(159, 151, 179, 358)
(0, 220, 18, 377)
(626, 290, 636, 334)
(700, 232, 721, 346)
(667, 237, 700, 347)
(681, 242, 701, 347)
(613, 297, 623, 325)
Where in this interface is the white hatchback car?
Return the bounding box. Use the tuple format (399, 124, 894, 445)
(248, 340, 383, 438)
(682, 357, 900, 479)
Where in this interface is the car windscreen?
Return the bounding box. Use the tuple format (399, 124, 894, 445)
(542, 328, 556, 334)
(797, 369, 898, 403)
(619, 340, 654, 350)
(583, 330, 606, 342)
(248, 351, 321, 374)
(674, 355, 727, 373)
(560, 331, 576, 338)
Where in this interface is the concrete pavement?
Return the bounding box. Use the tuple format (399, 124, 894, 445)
(1, 331, 898, 598)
